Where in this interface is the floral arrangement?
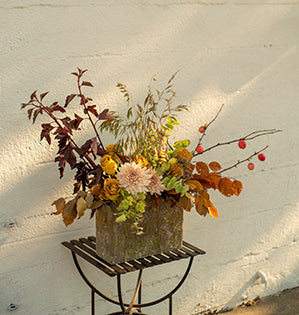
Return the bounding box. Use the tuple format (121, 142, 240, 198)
(21, 69, 280, 234)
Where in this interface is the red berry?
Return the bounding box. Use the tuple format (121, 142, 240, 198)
(238, 140, 246, 149)
(196, 145, 204, 154)
(199, 126, 205, 133)
(258, 153, 266, 161)
(248, 162, 255, 170)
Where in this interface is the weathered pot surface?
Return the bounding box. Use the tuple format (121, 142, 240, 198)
(96, 197, 183, 264)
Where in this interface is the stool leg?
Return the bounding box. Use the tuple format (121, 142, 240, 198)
(91, 288, 95, 315)
(117, 274, 126, 314)
(169, 296, 172, 315)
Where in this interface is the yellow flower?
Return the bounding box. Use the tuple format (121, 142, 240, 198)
(105, 144, 118, 153)
(100, 155, 118, 175)
(105, 144, 121, 163)
(132, 154, 151, 168)
(103, 178, 120, 201)
(175, 148, 193, 163)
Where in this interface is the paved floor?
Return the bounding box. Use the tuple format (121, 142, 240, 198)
(223, 286, 299, 315)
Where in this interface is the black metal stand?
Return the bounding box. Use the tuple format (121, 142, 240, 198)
(62, 236, 205, 315)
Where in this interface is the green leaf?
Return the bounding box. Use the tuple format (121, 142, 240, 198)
(115, 214, 127, 223)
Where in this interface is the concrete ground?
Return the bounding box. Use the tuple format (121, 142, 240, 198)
(222, 286, 299, 315)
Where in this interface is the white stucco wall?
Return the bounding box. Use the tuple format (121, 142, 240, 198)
(0, 0, 298, 314)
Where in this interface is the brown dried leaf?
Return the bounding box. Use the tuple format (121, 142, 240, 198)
(195, 193, 208, 216)
(32, 108, 42, 124)
(209, 161, 221, 172)
(51, 198, 66, 215)
(233, 180, 243, 196)
(65, 94, 77, 107)
(90, 200, 104, 210)
(81, 81, 93, 87)
(98, 109, 115, 120)
(178, 195, 192, 212)
(62, 198, 77, 226)
(40, 91, 49, 100)
(27, 108, 34, 120)
(196, 162, 209, 177)
(77, 197, 87, 219)
(218, 177, 235, 197)
(186, 179, 203, 192)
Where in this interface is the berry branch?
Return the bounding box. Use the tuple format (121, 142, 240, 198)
(193, 129, 281, 157)
(196, 103, 224, 147)
(218, 145, 269, 174)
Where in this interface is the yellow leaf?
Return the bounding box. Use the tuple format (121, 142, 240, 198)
(77, 197, 87, 219)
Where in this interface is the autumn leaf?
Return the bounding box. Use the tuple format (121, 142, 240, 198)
(233, 180, 243, 196)
(89, 200, 104, 210)
(90, 184, 102, 196)
(178, 195, 192, 212)
(196, 162, 209, 177)
(186, 179, 203, 192)
(65, 94, 77, 107)
(85, 193, 94, 208)
(40, 123, 54, 144)
(84, 105, 98, 117)
(77, 197, 87, 219)
(51, 198, 66, 215)
(81, 81, 93, 87)
(98, 109, 115, 120)
(208, 201, 219, 218)
(62, 198, 77, 226)
(218, 177, 235, 197)
(195, 193, 208, 216)
(209, 161, 221, 172)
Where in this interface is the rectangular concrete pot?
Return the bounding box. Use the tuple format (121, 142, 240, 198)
(95, 197, 183, 264)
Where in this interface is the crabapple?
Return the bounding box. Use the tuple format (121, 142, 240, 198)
(238, 140, 246, 149)
(199, 126, 205, 133)
(258, 153, 266, 161)
(247, 162, 255, 170)
(196, 145, 204, 154)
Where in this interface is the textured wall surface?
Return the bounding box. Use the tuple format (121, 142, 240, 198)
(0, 0, 298, 314)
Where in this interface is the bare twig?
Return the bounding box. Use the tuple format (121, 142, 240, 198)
(192, 104, 225, 153)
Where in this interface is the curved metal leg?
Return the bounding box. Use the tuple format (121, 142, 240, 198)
(117, 274, 126, 314)
(72, 252, 194, 312)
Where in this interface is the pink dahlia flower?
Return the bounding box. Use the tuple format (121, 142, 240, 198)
(146, 168, 165, 195)
(116, 162, 151, 195)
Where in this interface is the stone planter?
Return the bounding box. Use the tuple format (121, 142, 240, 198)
(95, 197, 183, 264)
